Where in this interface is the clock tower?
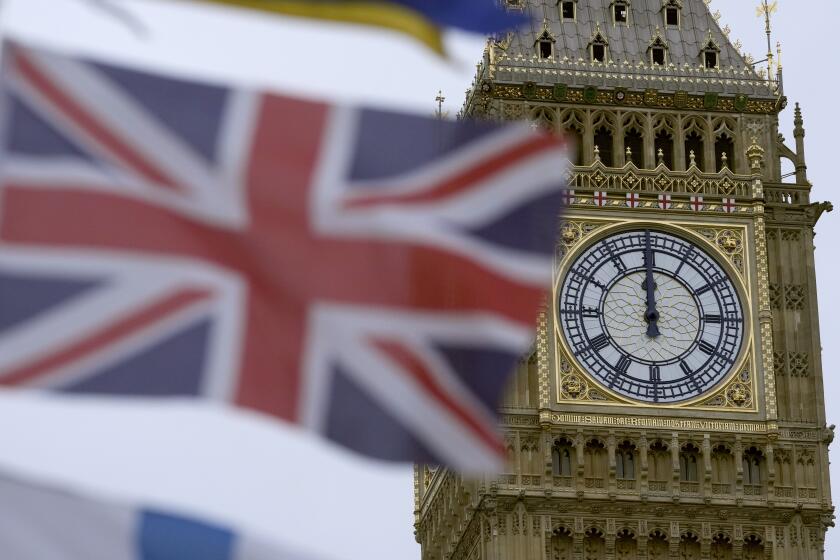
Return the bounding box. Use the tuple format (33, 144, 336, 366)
(414, 1, 834, 559)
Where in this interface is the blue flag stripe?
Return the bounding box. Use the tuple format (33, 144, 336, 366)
(139, 510, 235, 560)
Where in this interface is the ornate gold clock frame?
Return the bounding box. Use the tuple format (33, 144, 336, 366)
(549, 218, 758, 413)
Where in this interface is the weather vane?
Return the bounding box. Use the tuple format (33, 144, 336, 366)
(756, 0, 778, 82)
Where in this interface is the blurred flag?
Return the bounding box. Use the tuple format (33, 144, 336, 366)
(0, 471, 327, 560)
(0, 42, 569, 472)
(191, 0, 527, 54)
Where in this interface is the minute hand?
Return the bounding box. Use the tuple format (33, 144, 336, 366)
(644, 231, 661, 338)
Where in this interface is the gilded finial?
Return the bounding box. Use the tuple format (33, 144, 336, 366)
(756, 0, 778, 83)
(756, 0, 778, 18)
(746, 138, 765, 172)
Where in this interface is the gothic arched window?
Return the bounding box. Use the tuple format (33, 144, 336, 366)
(742, 447, 764, 485)
(744, 535, 765, 560)
(648, 36, 668, 66)
(680, 443, 700, 482)
(648, 529, 669, 559)
(648, 441, 670, 482)
(559, 109, 585, 166)
(711, 533, 733, 559)
(592, 112, 617, 166)
(654, 117, 676, 169)
(683, 117, 707, 171)
(680, 532, 702, 559)
(588, 26, 609, 63)
(536, 30, 555, 59)
(622, 113, 646, 167)
(616, 441, 636, 480)
(615, 529, 638, 558)
(551, 527, 574, 560)
(584, 439, 607, 484)
(700, 34, 721, 69)
(584, 528, 606, 557)
(552, 437, 574, 477)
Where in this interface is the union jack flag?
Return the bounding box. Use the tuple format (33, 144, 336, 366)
(0, 43, 569, 471)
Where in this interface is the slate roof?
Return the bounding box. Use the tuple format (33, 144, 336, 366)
(489, 0, 777, 97)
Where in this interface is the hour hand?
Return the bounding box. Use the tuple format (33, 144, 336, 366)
(644, 231, 661, 338)
(645, 296, 661, 338)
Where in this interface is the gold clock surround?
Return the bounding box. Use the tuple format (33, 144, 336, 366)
(551, 218, 758, 412)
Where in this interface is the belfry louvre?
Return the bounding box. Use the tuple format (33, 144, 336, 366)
(414, 0, 834, 558)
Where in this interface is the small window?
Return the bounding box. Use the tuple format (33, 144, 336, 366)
(704, 51, 718, 69)
(593, 43, 606, 62)
(614, 3, 628, 23)
(561, 1, 575, 20)
(539, 40, 553, 59)
(652, 47, 666, 65)
(666, 7, 679, 26)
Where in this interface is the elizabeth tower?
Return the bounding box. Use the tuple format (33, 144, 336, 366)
(415, 0, 835, 558)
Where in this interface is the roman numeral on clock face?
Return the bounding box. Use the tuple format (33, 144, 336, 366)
(698, 340, 717, 355)
(680, 361, 693, 376)
(704, 315, 722, 324)
(591, 334, 610, 351)
(650, 366, 661, 382)
(616, 355, 631, 374)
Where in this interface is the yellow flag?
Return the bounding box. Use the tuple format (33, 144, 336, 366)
(196, 0, 445, 54)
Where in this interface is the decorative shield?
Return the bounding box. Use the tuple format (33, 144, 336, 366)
(704, 92, 719, 110)
(522, 81, 537, 99)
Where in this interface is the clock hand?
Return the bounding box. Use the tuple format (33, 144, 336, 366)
(644, 230, 661, 338)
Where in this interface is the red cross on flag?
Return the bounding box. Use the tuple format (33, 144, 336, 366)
(722, 198, 736, 213)
(561, 189, 576, 206)
(658, 194, 672, 210)
(626, 192, 640, 208)
(690, 195, 705, 212)
(0, 42, 572, 472)
(593, 191, 609, 207)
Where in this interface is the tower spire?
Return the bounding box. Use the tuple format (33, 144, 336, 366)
(756, 0, 778, 85)
(434, 90, 447, 120)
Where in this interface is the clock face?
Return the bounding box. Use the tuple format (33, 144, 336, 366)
(558, 229, 745, 403)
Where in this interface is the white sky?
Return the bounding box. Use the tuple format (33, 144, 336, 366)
(0, 0, 837, 557)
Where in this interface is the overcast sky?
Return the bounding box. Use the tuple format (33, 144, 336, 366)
(0, 0, 837, 557)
